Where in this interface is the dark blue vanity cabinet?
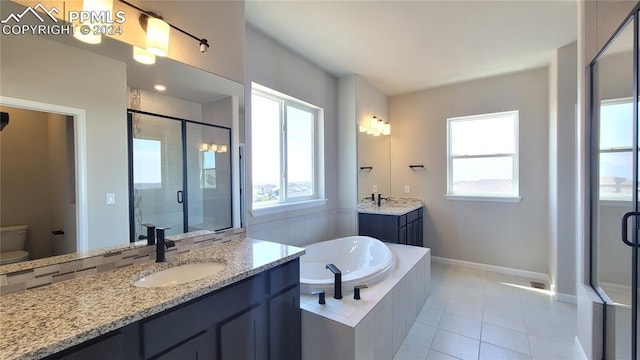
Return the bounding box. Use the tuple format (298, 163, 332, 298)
(358, 207, 424, 246)
(48, 259, 301, 360)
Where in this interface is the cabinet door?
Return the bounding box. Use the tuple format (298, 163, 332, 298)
(270, 287, 301, 360)
(219, 305, 267, 360)
(398, 226, 407, 245)
(154, 332, 210, 360)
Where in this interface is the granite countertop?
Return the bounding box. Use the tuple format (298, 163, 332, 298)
(0, 238, 305, 360)
(357, 197, 424, 215)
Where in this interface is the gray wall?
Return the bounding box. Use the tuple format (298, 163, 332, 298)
(549, 42, 578, 299)
(245, 25, 352, 246)
(390, 68, 550, 273)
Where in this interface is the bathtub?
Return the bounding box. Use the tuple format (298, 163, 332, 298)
(300, 236, 395, 294)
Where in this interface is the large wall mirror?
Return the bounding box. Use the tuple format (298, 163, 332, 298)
(357, 130, 391, 201)
(0, 1, 243, 267)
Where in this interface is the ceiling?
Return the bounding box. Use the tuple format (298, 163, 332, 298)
(245, 0, 577, 96)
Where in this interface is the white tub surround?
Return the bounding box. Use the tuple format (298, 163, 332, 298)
(300, 236, 395, 294)
(301, 244, 430, 359)
(0, 238, 304, 360)
(357, 197, 424, 215)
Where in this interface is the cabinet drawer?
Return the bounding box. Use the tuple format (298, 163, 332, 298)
(55, 333, 124, 360)
(398, 214, 407, 227)
(407, 209, 419, 223)
(270, 259, 300, 294)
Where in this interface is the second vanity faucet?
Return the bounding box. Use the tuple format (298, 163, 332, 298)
(377, 193, 388, 206)
(156, 228, 176, 263)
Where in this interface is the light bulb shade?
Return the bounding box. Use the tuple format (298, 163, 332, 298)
(146, 17, 170, 57)
(133, 46, 156, 64)
(209, 144, 218, 152)
(218, 145, 228, 153)
(359, 125, 367, 133)
(199, 143, 209, 152)
(383, 123, 391, 136)
(73, 0, 113, 44)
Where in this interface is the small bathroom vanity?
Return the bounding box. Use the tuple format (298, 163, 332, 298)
(357, 198, 424, 246)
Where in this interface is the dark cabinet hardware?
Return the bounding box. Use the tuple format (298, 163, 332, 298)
(409, 164, 424, 169)
(51, 230, 65, 235)
(359, 166, 373, 170)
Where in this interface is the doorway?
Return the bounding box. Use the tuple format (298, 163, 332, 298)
(0, 96, 88, 255)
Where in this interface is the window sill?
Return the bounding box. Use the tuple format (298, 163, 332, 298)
(251, 198, 328, 217)
(445, 194, 522, 203)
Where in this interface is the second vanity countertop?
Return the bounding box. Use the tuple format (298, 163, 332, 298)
(357, 197, 424, 216)
(0, 238, 305, 360)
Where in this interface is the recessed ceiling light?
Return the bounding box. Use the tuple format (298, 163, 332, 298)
(154, 84, 167, 91)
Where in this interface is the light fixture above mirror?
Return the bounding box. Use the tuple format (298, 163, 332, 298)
(359, 116, 390, 136)
(73, 0, 114, 44)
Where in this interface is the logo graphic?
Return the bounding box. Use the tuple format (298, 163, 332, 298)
(1, 2, 125, 37)
(1, 3, 59, 24)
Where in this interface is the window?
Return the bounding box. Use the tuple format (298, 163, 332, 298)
(598, 98, 633, 200)
(446, 110, 520, 200)
(133, 138, 162, 189)
(251, 83, 322, 212)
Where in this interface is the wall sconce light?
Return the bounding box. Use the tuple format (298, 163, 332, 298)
(73, 0, 113, 44)
(133, 46, 156, 64)
(360, 116, 390, 136)
(217, 145, 228, 153)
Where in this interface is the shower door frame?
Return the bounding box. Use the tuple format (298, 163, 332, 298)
(127, 109, 233, 242)
(589, 3, 640, 359)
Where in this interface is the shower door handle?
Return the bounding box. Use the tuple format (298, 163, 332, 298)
(621, 211, 640, 247)
(176, 190, 184, 204)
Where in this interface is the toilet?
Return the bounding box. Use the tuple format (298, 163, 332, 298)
(0, 225, 30, 265)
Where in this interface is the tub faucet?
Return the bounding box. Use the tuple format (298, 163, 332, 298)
(325, 263, 342, 299)
(377, 193, 388, 206)
(155, 228, 176, 263)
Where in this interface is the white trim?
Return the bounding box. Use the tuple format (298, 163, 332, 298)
(0, 96, 89, 252)
(574, 336, 588, 360)
(445, 194, 522, 203)
(431, 256, 550, 282)
(251, 198, 327, 217)
(446, 110, 520, 198)
(555, 292, 578, 304)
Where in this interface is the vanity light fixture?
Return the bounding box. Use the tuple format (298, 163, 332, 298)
(154, 84, 167, 91)
(144, 15, 170, 57)
(198, 143, 227, 153)
(119, 0, 211, 58)
(133, 46, 156, 64)
(73, 0, 114, 44)
(359, 116, 391, 136)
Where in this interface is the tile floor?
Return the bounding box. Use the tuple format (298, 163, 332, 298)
(394, 262, 579, 360)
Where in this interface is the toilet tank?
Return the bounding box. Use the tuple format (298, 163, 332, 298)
(0, 225, 28, 252)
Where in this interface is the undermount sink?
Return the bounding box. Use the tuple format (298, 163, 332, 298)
(133, 262, 226, 288)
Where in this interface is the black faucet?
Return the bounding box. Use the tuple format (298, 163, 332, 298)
(371, 193, 375, 201)
(155, 228, 176, 263)
(325, 264, 342, 299)
(377, 193, 388, 206)
(142, 223, 156, 246)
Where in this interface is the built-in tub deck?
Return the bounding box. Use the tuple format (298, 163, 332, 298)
(300, 244, 431, 359)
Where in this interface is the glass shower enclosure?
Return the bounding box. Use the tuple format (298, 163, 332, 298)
(128, 110, 232, 241)
(590, 5, 639, 359)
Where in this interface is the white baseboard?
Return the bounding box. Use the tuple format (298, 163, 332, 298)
(431, 256, 550, 282)
(555, 292, 578, 304)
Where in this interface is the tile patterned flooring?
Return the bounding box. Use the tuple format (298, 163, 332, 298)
(394, 262, 579, 360)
